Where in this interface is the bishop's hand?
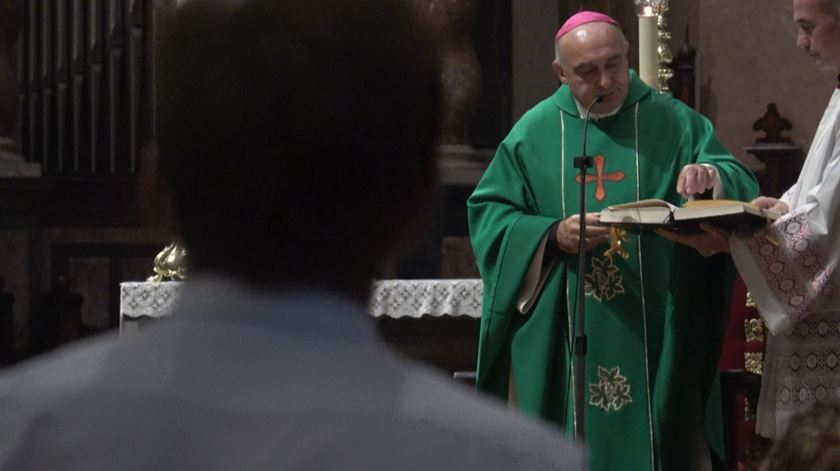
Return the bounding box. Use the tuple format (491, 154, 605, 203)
(556, 213, 611, 254)
(677, 164, 719, 197)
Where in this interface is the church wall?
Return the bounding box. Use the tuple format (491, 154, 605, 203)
(511, 0, 562, 122)
(672, 0, 834, 189)
(512, 1, 832, 197)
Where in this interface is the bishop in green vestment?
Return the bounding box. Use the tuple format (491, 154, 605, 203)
(468, 13, 759, 471)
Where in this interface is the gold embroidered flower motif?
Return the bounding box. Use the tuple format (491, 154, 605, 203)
(589, 366, 633, 412)
(585, 255, 625, 302)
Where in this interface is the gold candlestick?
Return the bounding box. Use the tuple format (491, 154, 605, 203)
(656, 0, 674, 94)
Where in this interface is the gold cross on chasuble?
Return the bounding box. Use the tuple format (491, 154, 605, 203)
(575, 154, 625, 201)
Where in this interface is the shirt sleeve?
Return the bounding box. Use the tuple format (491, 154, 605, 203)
(730, 139, 840, 334)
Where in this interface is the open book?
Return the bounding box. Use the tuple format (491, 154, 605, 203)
(599, 199, 779, 234)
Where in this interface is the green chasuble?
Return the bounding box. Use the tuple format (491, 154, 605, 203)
(468, 71, 758, 471)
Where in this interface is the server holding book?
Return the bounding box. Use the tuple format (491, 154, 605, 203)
(659, 0, 840, 444)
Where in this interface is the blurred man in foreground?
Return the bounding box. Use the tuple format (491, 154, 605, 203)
(0, 1, 584, 469)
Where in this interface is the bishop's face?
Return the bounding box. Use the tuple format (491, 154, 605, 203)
(794, 0, 840, 69)
(552, 22, 631, 115)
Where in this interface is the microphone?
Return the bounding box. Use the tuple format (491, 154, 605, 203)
(571, 92, 603, 442)
(581, 95, 604, 159)
(575, 94, 604, 247)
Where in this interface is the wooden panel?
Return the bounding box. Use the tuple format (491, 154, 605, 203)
(376, 316, 480, 374)
(0, 177, 139, 229)
(51, 242, 163, 329)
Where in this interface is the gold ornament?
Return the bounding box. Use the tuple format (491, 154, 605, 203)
(745, 290, 757, 308)
(745, 318, 764, 343)
(745, 352, 764, 376)
(604, 225, 630, 260)
(148, 242, 188, 282)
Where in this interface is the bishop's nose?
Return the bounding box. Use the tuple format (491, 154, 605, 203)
(796, 33, 809, 50)
(598, 74, 613, 91)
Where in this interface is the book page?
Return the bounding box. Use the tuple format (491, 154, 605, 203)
(679, 199, 780, 220)
(682, 199, 757, 209)
(606, 198, 677, 210)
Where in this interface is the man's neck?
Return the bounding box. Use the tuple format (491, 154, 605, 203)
(574, 98, 621, 120)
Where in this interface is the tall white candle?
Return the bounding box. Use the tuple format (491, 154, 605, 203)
(638, 14, 658, 89)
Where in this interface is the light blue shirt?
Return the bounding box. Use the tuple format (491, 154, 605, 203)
(0, 277, 585, 470)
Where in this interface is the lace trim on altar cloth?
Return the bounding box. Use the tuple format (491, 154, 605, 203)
(369, 279, 483, 318)
(121, 279, 484, 320)
(745, 211, 835, 324)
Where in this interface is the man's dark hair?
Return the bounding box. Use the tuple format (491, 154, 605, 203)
(156, 0, 441, 296)
(818, 0, 840, 16)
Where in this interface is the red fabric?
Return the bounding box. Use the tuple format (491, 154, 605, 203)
(720, 276, 771, 469)
(720, 276, 749, 370)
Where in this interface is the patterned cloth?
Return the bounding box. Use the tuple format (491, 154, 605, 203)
(370, 279, 482, 318)
(732, 88, 840, 437)
(757, 311, 840, 437)
(121, 282, 181, 319)
(121, 279, 483, 320)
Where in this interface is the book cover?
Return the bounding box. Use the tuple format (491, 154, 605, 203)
(599, 199, 779, 235)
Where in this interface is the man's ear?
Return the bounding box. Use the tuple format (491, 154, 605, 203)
(135, 142, 176, 239)
(552, 60, 568, 84)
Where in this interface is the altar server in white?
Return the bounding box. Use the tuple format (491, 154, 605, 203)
(660, 0, 840, 439)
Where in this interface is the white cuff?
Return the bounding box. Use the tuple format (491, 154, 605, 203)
(516, 235, 554, 314)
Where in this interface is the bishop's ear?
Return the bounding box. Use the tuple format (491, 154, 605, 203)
(552, 60, 568, 84)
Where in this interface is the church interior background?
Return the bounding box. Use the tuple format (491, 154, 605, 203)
(0, 0, 833, 469)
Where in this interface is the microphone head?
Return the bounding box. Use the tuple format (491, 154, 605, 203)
(595, 95, 604, 103)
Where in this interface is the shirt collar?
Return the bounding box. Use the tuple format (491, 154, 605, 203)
(573, 98, 621, 120)
(171, 275, 378, 343)
(553, 69, 652, 118)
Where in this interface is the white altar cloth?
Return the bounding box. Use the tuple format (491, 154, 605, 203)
(120, 279, 483, 326)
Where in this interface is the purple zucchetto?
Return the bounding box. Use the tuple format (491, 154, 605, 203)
(555, 11, 619, 41)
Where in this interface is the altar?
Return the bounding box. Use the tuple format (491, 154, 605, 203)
(120, 279, 483, 374)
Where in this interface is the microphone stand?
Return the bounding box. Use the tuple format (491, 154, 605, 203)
(572, 94, 603, 442)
